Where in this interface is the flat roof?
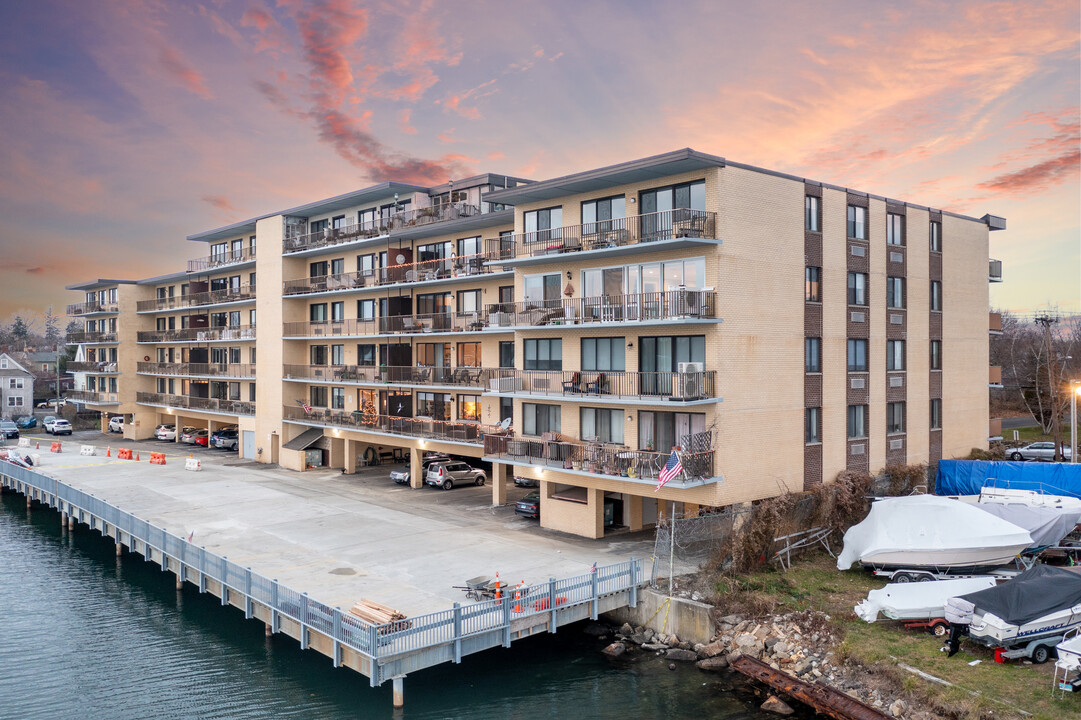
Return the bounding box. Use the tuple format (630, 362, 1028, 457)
(65, 279, 139, 291)
(136, 269, 190, 285)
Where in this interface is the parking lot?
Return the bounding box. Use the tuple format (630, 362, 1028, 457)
(8, 430, 657, 618)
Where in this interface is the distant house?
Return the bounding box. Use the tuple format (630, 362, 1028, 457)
(9, 349, 64, 398)
(0, 353, 34, 415)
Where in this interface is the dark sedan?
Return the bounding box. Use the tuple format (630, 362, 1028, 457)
(515, 491, 540, 519)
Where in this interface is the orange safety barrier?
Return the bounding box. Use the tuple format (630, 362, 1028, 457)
(50, 442, 62, 453)
(531, 596, 569, 611)
(149, 452, 166, 465)
(117, 448, 133, 460)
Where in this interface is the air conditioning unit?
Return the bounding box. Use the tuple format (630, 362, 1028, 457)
(683, 289, 702, 317)
(674, 362, 705, 400)
(489, 376, 523, 393)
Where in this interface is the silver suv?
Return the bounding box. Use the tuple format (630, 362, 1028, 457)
(425, 460, 486, 490)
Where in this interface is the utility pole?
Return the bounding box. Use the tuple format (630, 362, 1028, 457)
(1035, 315, 1062, 460)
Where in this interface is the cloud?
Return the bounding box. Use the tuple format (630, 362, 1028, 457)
(293, 0, 369, 104)
(157, 46, 213, 100)
(437, 78, 497, 120)
(977, 151, 1081, 195)
(398, 108, 416, 134)
(26, 267, 44, 275)
(201, 194, 236, 213)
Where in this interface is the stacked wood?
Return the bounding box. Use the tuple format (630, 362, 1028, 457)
(349, 599, 411, 632)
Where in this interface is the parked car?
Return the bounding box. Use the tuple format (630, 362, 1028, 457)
(180, 427, 204, 443)
(154, 424, 176, 441)
(51, 419, 73, 436)
(515, 491, 541, 519)
(193, 430, 210, 447)
(42, 416, 57, 433)
(1009, 442, 1072, 462)
(210, 428, 239, 450)
(513, 475, 539, 488)
(389, 452, 450, 484)
(0, 420, 19, 439)
(36, 398, 66, 409)
(108, 416, 125, 433)
(425, 460, 486, 490)
(16, 416, 36, 429)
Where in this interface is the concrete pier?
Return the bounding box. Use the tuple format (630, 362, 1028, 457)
(392, 677, 404, 708)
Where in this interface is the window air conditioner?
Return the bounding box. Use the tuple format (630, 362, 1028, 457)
(674, 362, 705, 400)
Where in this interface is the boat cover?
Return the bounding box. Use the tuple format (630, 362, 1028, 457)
(837, 495, 1032, 571)
(956, 565, 1081, 627)
(972, 504, 1081, 550)
(855, 577, 997, 623)
(936, 460, 1081, 499)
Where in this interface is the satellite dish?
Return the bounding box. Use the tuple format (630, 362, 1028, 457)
(396, 253, 406, 264)
(499, 417, 512, 431)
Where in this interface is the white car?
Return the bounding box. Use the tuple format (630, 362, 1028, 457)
(43, 416, 58, 433)
(1009, 442, 1072, 462)
(154, 424, 177, 441)
(108, 416, 125, 433)
(51, 419, 73, 436)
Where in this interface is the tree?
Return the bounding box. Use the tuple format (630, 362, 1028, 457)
(43, 308, 61, 345)
(10, 316, 31, 346)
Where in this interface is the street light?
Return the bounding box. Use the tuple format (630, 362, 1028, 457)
(1071, 381, 1081, 464)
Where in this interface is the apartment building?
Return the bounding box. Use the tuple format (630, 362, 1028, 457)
(67, 148, 1004, 539)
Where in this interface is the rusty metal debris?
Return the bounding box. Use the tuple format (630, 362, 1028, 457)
(730, 655, 891, 720)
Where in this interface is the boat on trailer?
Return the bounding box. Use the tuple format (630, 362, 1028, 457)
(855, 576, 998, 627)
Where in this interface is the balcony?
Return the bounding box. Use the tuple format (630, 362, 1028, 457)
(989, 418, 1003, 440)
(137, 362, 257, 379)
(283, 312, 493, 339)
(136, 284, 256, 313)
(989, 365, 1003, 388)
(137, 326, 256, 343)
(66, 301, 119, 316)
(486, 288, 717, 329)
(188, 246, 256, 273)
(283, 203, 483, 254)
(989, 312, 1002, 335)
(283, 250, 498, 297)
(484, 209, 717, 264)
(282, 404, 500, 445)
(482, 434, 715, 485)
(283, 364, 492, 388)
(67, 390, 121, 405)
(136, 392, 256, 416)
(989, 259, 1003, 283)
(67, 362, 118, 373)
(486, 369, 717, 403)
(67, 331, 118, 344)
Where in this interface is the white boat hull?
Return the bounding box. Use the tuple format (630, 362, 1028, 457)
(858, 544, 1030, 573)
(969, 605, 1081, 648)
(855, 577, 997, 623)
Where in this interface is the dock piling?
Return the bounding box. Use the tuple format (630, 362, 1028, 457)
(392, 677, 404, 708)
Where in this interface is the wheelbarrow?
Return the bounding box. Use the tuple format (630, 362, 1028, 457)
(456, 575, 493, 601)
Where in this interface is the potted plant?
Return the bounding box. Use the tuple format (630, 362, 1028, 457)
(571, 459, 582, 471)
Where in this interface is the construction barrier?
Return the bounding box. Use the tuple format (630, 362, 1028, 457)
(31, 454, 41, 466)
(184, 458, 202, 472)
(117, 448, 133, 460)
(149, 452, 166, 466)
(79, 445, 96, 456)
(17, 438, 30, 448)
(50, 442, 62, 453)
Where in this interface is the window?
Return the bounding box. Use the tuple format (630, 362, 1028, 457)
(357, 344, 376, 366)
(887, 402, 906, 434)
(638, 336, 706, 372)
(499, 397, 513, 425)
(523, 403, 560, 436)
(499, 341, 515, 368)
(229, 347, 241, 364)
(309, 260, 327, 278)
(929, 221, 941, 252)
(886, 340, 905, 371)
(498, 230, 514, 258)
(7, 396, 22, 407)
(581, 195, 626, 234)
(310, 303, 328, 322)
(8, 377, 23, 389)
(805, 266, 821, 302)
(581, 407, 624, 444)
(457, 236, 481, 258)
(847, 339, 868, 372)
(930, 399, 942, 430)
(638, 411, 705, 452)
(417, 392, 451, 420)
(417, 343, 450, 368)
(331, 344, 345, 366)
(309, 218, 328, 235)
(886, 277, 905, 309)
(330, 258, 345, 275)
(498, 285, 514, 307)
(357, 299, 375, 319)
(457, 343, 481, 367)
(358, 207, 377, 229)
(848, 272, 868, 306)
(358, 254, 376, 277)
(249, 383, 256, 402)
(847, 205, 867, 239)
(457, 394, 481, 421)
(249, 309, 257, 325)
(250, 347, 257, 364)
(524, 207, 563, 243)
(331, 301, 344, 322)
(524, 338, 561, 371)
(805, 407, 821, 444)
(330, 387, 345, 409)
(805, 196, 820, 232)
(887, 213, 904, 245)
(310, 345, 328, 365)
(930, 340, 941, 370)
(930, 281, 942, 311)
(581, 338, 625, 371)
(523, 273, 561, 306)
(310, 386, 328, 408)
(457, 289, 481, 315)
(848, 405, 867, 438)
(805, 337, 821, 373)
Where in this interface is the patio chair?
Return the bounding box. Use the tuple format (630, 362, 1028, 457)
(562, 371, 583, 393)
(586, 372, 608, 394)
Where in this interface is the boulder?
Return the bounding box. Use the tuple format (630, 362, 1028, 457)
(696, 656, 729, 671)
(720, 614, 743, 625)
(697, 640, 727, 659)
(630, 633, 649, 645)
(619, 622, 634, 636)
(642, 643, 668, 651)
(602, 642, 626, 657)
(889, 699, 907, 718)
(666, 648, 698, 662)
(760, 696, 795, 716)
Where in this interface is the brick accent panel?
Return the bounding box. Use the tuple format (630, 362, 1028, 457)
(847, 309, 869, 338)
(805, 302, 822, 337)
(847, 438, 870, 472)
(930, 371, 942, 398)
(805, 373, 823, 407)
(929, 312, 942, 338)
(886, 435, 907, 465)
(847, 193, 869, 208)
(847, 241, 870, 273)
(804, 181, 823, 491)
(804, 443, 823, 487)
(886, 309, 906, 340)
(929, 430, 942, 463)
(929, 210, 943, 471)
(929, 252, 942, 281)
(886, 374, 906, 402)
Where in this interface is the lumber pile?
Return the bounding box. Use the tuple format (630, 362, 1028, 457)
(349, 599, 411, 632)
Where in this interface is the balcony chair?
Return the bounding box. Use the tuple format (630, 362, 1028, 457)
(586, 372, 608, 395)
(562, 371, 583, 394)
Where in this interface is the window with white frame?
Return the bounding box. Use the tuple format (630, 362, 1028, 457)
(848, 405, 867, 438)
(847, 205, 867, 239)
(886, 340, 905, 371)
(523, 403, 560, 436)
(581, 407, 623, 444)
(887, 213, 904, 245)
(887, 402, 906, 434)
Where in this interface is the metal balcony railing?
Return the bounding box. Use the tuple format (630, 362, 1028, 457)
(136, 326, 256, 343)
(187, 246, 257, 273)
(137, 362, 257, 378)
(484, 208, 717, 261)
(66, 301, 119, 316)
(283, 250, 496, 296)
(67, 390, 121, 404)
(485, 369, 716, 400)
(486, 288, 716, 328)
(283, 311, 491, 338)
(137, 392, 256, 416)
(67, 362, 118, 373)
(67, 331, 118, 344)
(282, 405, 500, 444)
(137, 284, 256, 312)
(482, 434, 715, 482)
(283, 364, 492, 387)
(283, 203, 482, 254)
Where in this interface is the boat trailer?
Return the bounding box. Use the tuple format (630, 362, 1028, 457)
(730, 655, 891, 720)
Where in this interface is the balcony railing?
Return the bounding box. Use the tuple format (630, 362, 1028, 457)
(282, 405, 500, 445)
(137, 326, 256, 343)
(67, 390, 121, 405)
(67, 362, 118, 373)
(486, 288, 716, 328)
(66, 301, 119, 316)
(283, 203, 482, 254)
(483, 434, 715, 482)
(283, 312, 492, 338)
(187, 246, 256, 273)
(137, 284, 256, 312)
(137, 362, 257, 378)
(989, 259, 1003, 282)
(283, 364, 492, 387)
(485, 208, 717, 262)
(283, 251, 497, 296)
(136, 392, 256, 416)
(67, 331, 118, 344)
(486, 369, 716, 400)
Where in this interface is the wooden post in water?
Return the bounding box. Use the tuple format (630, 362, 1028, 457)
(392, 677, 404, 708)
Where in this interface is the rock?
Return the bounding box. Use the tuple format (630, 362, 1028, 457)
(697, 640, 727, 659)
(691, 591, 703, 602)
(630, 633, 648, 645)
(620, 623, 634, 636)
(601, 642, 625, 657)
(666, 648, 698, 662)
(760, 695, 795, 716)
(773, 641, 789, 655)
(889, 699, 907, 718)
(721, 614, 743, 625)
(764, 636, 780, 650)
(678, 641, 693, 651)
(726, 651, 743, 665)
(583, 622, 608, 637)
(667, 663, 677, 671)
(642, 643, 668, 651)
(696, 656, 729, 671)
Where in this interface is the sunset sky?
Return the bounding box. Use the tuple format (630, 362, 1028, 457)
(0, 0, 1077, 327)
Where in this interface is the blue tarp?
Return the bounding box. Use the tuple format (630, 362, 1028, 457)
(935, 460, 1081, 499)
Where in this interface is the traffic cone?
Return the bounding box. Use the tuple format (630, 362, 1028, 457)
(106, 446, 111, 457)
(135, 453, 140, 462)
(494, 572, 502, 605)
(514, 582, 522, 613)
(35, 441, 39, 449)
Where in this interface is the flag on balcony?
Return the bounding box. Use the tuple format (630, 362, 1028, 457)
(297, 399, 311, 414)
(655, 450, 682, 492)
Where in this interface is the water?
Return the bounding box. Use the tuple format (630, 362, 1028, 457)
(0, 493, 804, 719)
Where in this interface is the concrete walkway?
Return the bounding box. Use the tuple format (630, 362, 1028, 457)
(16, 431, 658, 618)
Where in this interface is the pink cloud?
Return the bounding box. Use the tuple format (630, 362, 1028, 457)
(26, 267, 44, 275)
(241, 6, 289, 54)
(202, 194, 236, 213)
(398, 108, 417, 134)
(158, 46, 213, 100)
(293, 0, 369, 104)
(977, 151, 1081, 195)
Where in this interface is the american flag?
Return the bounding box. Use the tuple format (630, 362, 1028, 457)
(655, 450, 682, 492)
(297, 399, 312, 414)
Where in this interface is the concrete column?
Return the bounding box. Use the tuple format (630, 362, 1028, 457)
(61, 512, 67, 529)
(491, 463, 507, 506)
(684, 502, 700, 518)
(26, 496, 32, 509)
(410, 448, 423, 489)
(627, 494, 644, 532)
(392, 677, 404, 708)
(344, 439, 357, 474)
(265, 622, 273, 637)
(116, 542, 123, 557)
(68, 514, 76, 530)
(176, 576, 184, 590)
(588, 487, 604, 539)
